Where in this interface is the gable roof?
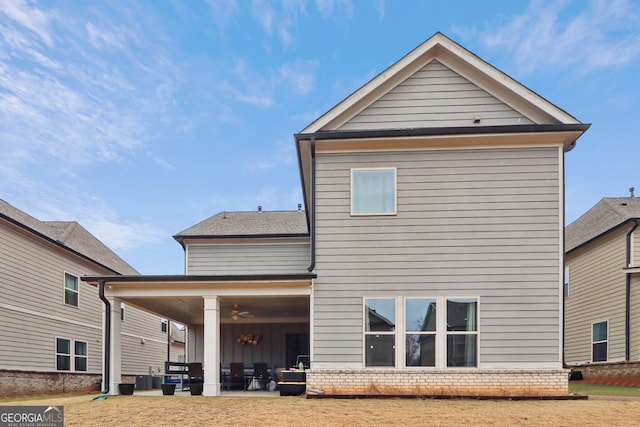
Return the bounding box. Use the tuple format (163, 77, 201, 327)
(301, 32, 583, 134)
(174, 210, 308, 243)
(0, 199, 138, 275)
(565, 197, 640, 252)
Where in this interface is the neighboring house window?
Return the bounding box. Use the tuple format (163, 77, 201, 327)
(592, 321, 608, 362)
(351, 168, 397, 215)
(120, 303, 125, 321)
(75, 341, 88, 371)
(56, 338, 71, 371)
(364, 298, 396, 366)
(161, 318, 168, 333)
(446, 298, 478, 367)
(64, 272, 79, 306)
(564, 267, 569, 298)
(405, 298, 437, 367)
(56, 338, 88, 371)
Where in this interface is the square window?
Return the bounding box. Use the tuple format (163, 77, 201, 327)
(351, 168, 396, 215)
(64, 273, 79, 307)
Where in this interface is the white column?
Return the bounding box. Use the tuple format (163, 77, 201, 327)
(107, 297, 122, 395)
(203, 296, 220, 396)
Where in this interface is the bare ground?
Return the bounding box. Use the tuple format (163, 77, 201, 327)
(3, 394, 640, 426)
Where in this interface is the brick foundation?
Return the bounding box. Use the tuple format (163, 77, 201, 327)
(573, 361, 640, 379)
(0, 370, 103, 398)
(306, 369, 569, 397)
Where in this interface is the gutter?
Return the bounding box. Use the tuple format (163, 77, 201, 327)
(308, 137, 316, 272)
(98, 280, 110, 394)
(625, 220, 639, 361)
(294, 123, 591, 142)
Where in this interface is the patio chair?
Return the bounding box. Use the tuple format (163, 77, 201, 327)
(224, 362, 248, 391)
(187, 362, 204, 389)
(252, 362, 269, 391)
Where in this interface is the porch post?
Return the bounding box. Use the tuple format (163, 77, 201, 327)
(203, 295, 220, 396)
(107, 297, 122, 395)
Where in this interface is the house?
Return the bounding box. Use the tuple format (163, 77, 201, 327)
(0, 199, 169, 397)
(564, 194, 640, 381)
(83, 32, 589, 397)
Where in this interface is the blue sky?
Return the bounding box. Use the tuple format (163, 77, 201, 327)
(1, 0, 639, 274)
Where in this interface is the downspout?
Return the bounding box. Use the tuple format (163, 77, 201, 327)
(625, 220, 639, 361)
(98, 280, 110, 394)
(307, 137, 316, 272)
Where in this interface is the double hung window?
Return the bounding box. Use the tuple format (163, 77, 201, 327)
(64, 272, 79, 306)
(364, 299, 396, 366)
(592, 321, 608, 362)
(446, 299, 478, 367)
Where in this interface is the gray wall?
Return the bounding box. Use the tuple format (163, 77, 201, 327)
(565, 226, 629, 364)
(338, 60, 534, 130)
(313, 146, 562, 367)
(0, 220, 168, 375)
(187, 242, 309, 274)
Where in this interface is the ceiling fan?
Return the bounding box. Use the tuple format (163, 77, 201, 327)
(230, 304, 253, 320)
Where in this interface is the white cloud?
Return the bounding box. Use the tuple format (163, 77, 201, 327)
(465, 0, 640, 74)
(0, 0, 56, 47)
(85, 22, 127, 52)
(251, 0, 274, 34)
(279, 61, 316, 95)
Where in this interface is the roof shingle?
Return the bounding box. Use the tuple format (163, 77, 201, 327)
(174, 210, 308, 238)
(566, 197, 640, 252)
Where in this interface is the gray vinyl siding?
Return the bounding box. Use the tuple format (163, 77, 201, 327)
(313, 146, 561, 367)
(564, 228, 628, 364)
(0, 220, 167, 374)
(338, 61, 533, 130)
(120, 304, 170, 375)
(631, 275, 640, 361)
(187, 242, 310, 275)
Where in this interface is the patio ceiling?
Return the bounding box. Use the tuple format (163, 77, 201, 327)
(123, 294, 310, 325)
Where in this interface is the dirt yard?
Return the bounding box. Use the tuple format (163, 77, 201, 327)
(3, 394, 640, 426)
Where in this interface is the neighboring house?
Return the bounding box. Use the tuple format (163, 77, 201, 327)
(169, 322, 186, 363)
(0, 199, 169, 397)
(84, 32, 589, 396)
(564, 194, 640, 380)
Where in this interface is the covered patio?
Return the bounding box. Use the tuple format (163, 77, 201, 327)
(82, 273, 315, 397)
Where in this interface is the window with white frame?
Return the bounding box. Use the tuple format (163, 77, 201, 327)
(64, 272, 79, 306)
(75, 341, 88, 371)
(120, 302, 125, 321)
(351, 168, 396, 215)
(592, 321, 608, 362)
(364, 296, 479, 369)
(56, 338, 71, 371)
(364, 298, 396, 366)
(405, 298, 437, 367)
(161, 318, 168, 333)
(446, 298, 478, 367)
(564, 267, 569, 298)
(56, 338, 88, 371)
